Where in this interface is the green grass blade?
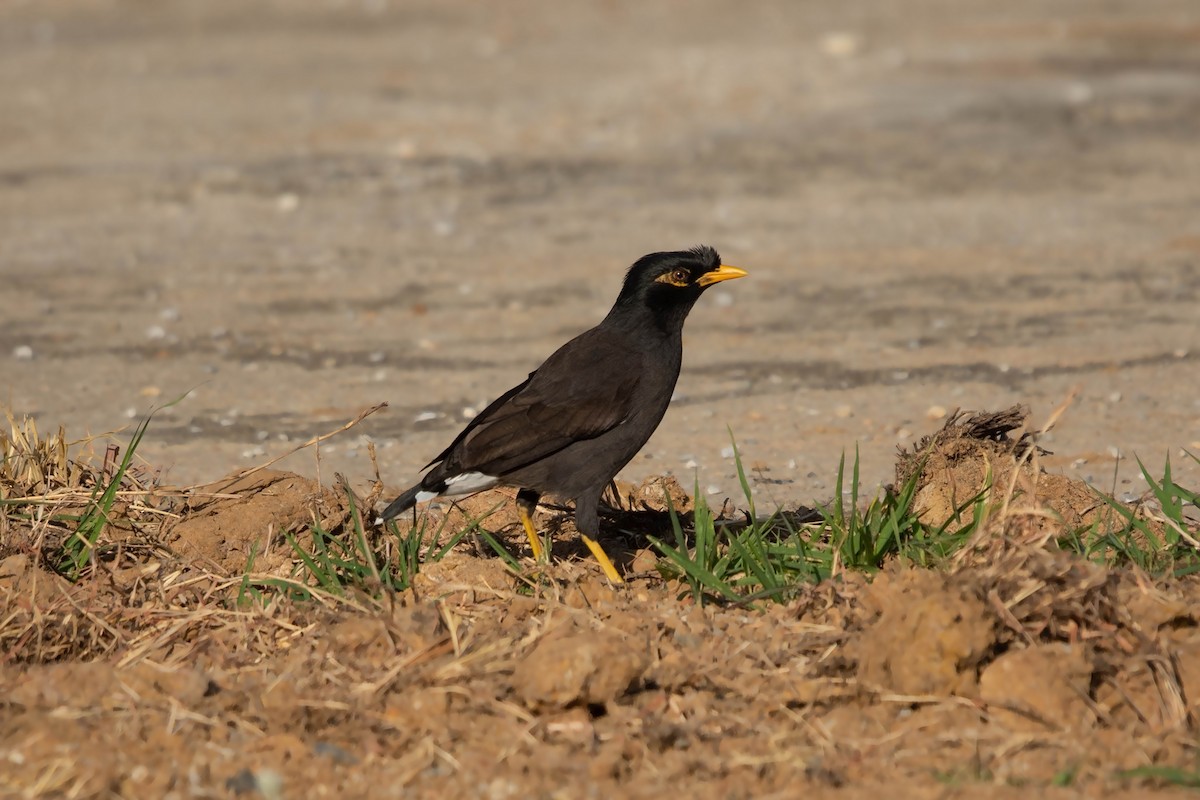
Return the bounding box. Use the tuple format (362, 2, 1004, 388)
(57, 394, 187, 578)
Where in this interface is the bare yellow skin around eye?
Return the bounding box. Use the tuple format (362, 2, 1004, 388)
(654, 269, 691, 287)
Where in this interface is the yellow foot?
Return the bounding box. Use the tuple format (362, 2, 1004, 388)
(518, 503, 546, 562)
(580, 534, 624, 584)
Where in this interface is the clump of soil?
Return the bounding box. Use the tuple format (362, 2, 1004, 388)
(167, 469, 344, 575)
(897, 405, 1106, 532)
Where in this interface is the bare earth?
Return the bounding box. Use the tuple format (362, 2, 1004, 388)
(2, 0, 1200, 797)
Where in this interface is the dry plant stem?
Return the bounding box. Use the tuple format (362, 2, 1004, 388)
(208, 402, 387, 489)
(999, 387, 1080, 519)
(955, 391, 1080, 562)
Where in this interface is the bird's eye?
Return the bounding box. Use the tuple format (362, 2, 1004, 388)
(655, 267, 693, 287)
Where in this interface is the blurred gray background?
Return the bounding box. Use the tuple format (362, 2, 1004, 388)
(3, 0, 1198, 502)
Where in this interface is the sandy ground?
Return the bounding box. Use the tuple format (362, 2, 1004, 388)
(3, 1, 1200, 798)
(2, 0, 1198, 506)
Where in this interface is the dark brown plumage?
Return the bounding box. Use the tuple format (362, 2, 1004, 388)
(377, 246, 747, 581)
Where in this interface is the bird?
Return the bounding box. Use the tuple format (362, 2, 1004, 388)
(376, 246, 747, 583)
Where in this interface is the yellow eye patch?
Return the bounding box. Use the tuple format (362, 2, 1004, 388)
(654, 269, 692, 287)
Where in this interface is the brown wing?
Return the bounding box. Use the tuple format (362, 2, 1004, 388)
(426, 327, 640, 480)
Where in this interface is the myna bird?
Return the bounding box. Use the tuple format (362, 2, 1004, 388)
(376, 246, 747, 582)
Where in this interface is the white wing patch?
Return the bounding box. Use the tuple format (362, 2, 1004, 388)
(439, 471, 499, 498)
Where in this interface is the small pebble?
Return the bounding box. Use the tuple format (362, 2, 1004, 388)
(462, 407, 478, 419)
(1107, 446, 1121, 459)
(1064, 82, 1094, 106)
(1108, 391, 1122, 403)
(720, 445, 735, 459)
(820, 31, 861, 58)
(896, 427, 913, 441)
(368, 351, 386, 363)
(706, 484, 723, 496)
(257, 770, 284, 800)
(925, 405, 947, 420)
(242, 445, 265, 458)
(145, 325, 166, 340)
(313, 741, 359, 765)
(834, 405, 854, 419)
(276, 192, 299, 212)
(414, 410, 439, 422)
(12, 345, 33, 360)
(160, 307, 180, 322)
(225, 769, 257, 795)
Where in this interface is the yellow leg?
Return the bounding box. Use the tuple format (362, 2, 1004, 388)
(580, 534, 624, 584)
(518, 503, 545, 562)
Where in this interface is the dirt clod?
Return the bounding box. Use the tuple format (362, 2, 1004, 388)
(899, 406, 1114, 533)
(854, 569, 995, 696)
(979, 643, 1095, 733)
(511, 625, 650, 709)
(169, 469, 335, 574)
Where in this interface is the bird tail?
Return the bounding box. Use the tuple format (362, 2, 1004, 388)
(375, 483, 425, 525)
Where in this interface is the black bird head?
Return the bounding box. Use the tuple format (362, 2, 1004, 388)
(606, 246, 748, 334)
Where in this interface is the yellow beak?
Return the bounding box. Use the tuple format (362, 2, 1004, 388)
(697, 264, 748, 287)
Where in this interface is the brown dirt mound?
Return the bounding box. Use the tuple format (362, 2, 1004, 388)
(167, 469, 342, 575)
(898, 406, 1109, 533)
